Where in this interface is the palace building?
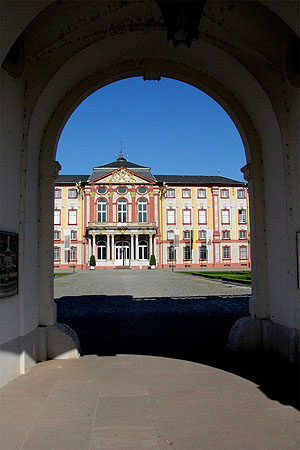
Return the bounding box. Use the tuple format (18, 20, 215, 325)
(54, 153, 250, 270)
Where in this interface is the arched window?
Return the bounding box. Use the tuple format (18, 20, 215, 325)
(97, 240, 107, 260)
(138, 240, 148, 260)
(97, 198, 107, 222)
(138, 198, 147, 222)
(117, 198, 127, 222)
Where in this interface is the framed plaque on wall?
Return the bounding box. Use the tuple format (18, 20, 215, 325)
(0, 231, 18, 298)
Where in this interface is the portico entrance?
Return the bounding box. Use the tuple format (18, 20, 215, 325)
(115, 241, 130, 266)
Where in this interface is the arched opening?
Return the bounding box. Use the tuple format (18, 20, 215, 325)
(1, 1, 298, 390)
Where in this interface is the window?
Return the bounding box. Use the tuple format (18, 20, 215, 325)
(238, 209, 246, 223)
(138, 186, 147, 194)
(138, 199, 147, 222)
(139, 240, 148, 260)
(239, 230, 247, 239)
(69, 189, 77, 198)
(166, 189, 175, 198)
(71, 230, 77, 240)
(117, 198, 127, 222)
(54, 209, 61, 225)
(117, 186, 127, 194)
(54, 231, 60, 240)
(223, 246, 230, 259)
(238, 189, 245, 198)
(97, 186, 106, 194)
(200, 246, 207, 260)
(221, 209, 230, 224)
(70, 247, 77, 261)
(97, 199, 107, 222)
(54, 247, 60, 260)
(97, 241, 107, 260)
(54, 189, 61, 198)
(199, 230, 206, 240)
(184, 246, 191, 260)
(167, 209, 176, 224)
(222, 230, 230, 239)
(68, 209, 77, 225)
(168, 246, 176, 260)
(183, 230, 190, 239)
(183, 209, 191, 224)
(198, 209, 207, 224)
(198, 189, 206, 198)
(182, 189, 191, 198)
(221, 189, 229, 198)
(240, 246, 247, 259)
(167, 230, 174, 240)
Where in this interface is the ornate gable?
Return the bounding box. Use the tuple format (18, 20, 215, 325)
(108, 168, 136, 183)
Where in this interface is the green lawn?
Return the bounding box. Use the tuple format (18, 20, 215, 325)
(180, 271, 251, 284)
(54, 273, 72, 278)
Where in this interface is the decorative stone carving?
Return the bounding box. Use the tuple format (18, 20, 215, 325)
(108, 168, 136, 183)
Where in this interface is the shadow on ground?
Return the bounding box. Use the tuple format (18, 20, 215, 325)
(55, 294, 299, 410)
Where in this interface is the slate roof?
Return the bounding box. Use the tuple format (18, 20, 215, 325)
(154, 175, 246, 186)
(55, 157, 246, 186)
(88, 156, 156, 182)
(56, 175, 89, 183)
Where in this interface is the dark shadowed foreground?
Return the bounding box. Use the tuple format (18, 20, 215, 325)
(55, 293, 299, 410)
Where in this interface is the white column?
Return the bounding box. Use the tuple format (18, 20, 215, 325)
(150, 234, 153, 255)
(111, 234, 115, 262)
(106, 234, 110, 260)
(130, 234, 134, 261)
(92, 234, 96, 257)
(135, 234, 139, 260)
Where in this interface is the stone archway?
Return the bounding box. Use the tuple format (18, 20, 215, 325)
(1, 1, 299, 385)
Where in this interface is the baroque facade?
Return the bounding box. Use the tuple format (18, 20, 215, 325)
(54, 154, 250, 270)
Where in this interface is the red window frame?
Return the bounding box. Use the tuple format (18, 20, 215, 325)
(54, 209, 61, 225)
(199, 245, 207, 260)
(223, 245, 231, 259)
(167, 209, 176, 225)
(54, 230, 60, 240)
(68, 209, 78, 225)
(221, 209, 230, 224)
(182, 188, 191, 198)
(199, 230, 206, 240)
(70, 246, 77, 261)
(198, 208, 207, 225)
(183, 245, 191, 260)
(71, 230, 77, 240)
(237, 189, 245, 199)
(68, 188, 78, 199)
(222, 230, 230, 240)
(182, 208, 191, 225)
(54, 247, 61, 261)
(168, 246, 176, 261)
(221, 189, 229, 198)
(238, 208, 247, 224)
(54, 189, 62, 198)
(239, 230, 247, 240)
(239, 245, 248, 259)
(197, 188, 206, 199)
(167, 230, 174, 240)
(166, 188, 175, 198)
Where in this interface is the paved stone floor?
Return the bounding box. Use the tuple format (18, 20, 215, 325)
(1, 270, 299, 449)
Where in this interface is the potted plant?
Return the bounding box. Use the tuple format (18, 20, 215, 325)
(89, 255, 96, 270)
(149, 254, 156, 270)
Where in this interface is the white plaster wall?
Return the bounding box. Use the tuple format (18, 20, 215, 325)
(0, 70, 23, 346)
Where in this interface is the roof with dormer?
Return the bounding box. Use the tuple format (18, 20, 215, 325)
(88, 155, 157, 182)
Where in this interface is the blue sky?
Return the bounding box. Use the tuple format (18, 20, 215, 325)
(57, 77, 246, 181)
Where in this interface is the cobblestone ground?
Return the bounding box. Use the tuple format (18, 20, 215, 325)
(55, 269, 251, 358)
(54, 270, 299, 410)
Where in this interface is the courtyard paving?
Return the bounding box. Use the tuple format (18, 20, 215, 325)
(1, 270, 299, 449)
